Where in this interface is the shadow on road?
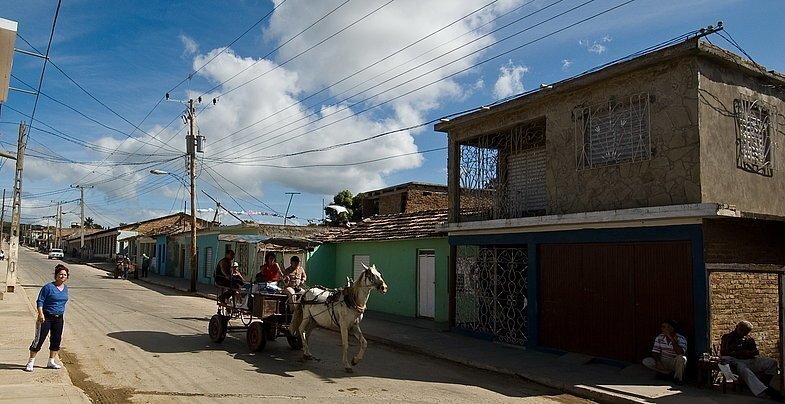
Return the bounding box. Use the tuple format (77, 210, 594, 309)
(107, 329, 552, 398)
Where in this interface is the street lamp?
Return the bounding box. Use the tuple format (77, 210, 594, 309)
(151, 168, 198, 292)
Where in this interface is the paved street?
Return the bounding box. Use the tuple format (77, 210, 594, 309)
(15, 249, 588, 403)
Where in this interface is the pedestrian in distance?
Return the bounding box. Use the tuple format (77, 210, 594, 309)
(25, 264, 70, 372)
(122, 255, 130, 280)
(141, 253, 150, 277)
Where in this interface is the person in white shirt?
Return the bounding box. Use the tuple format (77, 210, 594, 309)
(642, 320, 687, 384)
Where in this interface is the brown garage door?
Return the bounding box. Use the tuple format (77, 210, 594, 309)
(539, 242, 693, 363)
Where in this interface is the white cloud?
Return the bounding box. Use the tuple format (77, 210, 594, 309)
(57, 0, 533, 213)
(493, 60, 527, 99)
(579, 35, 612, 54)
(179, 34, 199, 56)
(588, 43, 607, 54)
(561, 59, 573, 71)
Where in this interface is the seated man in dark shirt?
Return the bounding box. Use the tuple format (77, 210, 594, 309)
(721, 320, 782, 400)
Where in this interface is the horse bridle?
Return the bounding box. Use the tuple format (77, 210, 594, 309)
(359, 268, 385, 292)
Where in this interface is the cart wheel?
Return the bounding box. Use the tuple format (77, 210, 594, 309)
(247, 322, 266, 351)
(287, 335, 303, 350)
(208, 315, 227, 343)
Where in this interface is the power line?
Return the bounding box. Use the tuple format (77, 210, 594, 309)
(213, 0, 612, 163)
(208, 0, 578, 160)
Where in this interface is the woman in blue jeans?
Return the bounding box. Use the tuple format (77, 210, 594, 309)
(25, 264, 70, 372)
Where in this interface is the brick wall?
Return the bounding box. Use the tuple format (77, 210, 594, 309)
(709, 271, 779, 359)
(378, 194, 404, 215)
(405, 191, 448, 212)
(704, 218, 785, 265)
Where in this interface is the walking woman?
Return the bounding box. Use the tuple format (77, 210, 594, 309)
(25, 264, 70, 372)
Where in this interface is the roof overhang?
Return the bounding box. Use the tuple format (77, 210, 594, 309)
(439, 203, 741, 236)
(0, 18, 18, 103)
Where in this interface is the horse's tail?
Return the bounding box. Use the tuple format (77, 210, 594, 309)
(289, 303, 303, 335)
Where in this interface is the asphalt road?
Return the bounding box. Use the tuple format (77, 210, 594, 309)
(18, 249, 589, 403)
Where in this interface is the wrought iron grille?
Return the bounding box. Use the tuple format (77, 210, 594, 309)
(236, 243, 250, 276)
(575, 93, 651, 169)
(459, 120, 546, 221)
(455, 245, 528, 346)
(734, 97, 775, 177)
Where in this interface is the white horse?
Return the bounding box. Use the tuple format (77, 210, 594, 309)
(289, 263, 388, 372)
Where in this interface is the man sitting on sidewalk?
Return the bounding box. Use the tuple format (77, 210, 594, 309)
(721, 320, 782, 401)
(642, 320, 687, 384)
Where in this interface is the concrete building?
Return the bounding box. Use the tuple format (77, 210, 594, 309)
(435, 38, 785, 362)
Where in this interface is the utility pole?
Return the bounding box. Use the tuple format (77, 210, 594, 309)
(55, 202, 61, 249)
(71, 185, 93, 253)
(0, 189, 5, 250)
(187, 98, 198, 293)
(283, 192, 300, 225)
(6, 122, 27, 293)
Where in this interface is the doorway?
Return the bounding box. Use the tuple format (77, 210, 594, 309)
(418, 250, 436, 318)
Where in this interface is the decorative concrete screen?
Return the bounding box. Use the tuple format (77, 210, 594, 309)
(734, 97, 774, 177)
(455, 245, 528, 346)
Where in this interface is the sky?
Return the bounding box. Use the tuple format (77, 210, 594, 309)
(0, 0, 783, 229)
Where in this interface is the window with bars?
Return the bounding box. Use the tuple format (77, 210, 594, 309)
(575, 93, 651, 169)
(734, 98, 774, 177)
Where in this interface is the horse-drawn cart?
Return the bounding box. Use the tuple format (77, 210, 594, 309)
(208, 290, 302, 351)
(207, 235, 320, 352)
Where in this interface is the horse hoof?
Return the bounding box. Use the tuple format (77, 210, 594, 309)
(303, 355, 313, 361)
(351, 358, 359, 366)
(345, 367, 354, 373)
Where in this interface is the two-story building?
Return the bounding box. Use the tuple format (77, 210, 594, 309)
(435, 38, 785, 363)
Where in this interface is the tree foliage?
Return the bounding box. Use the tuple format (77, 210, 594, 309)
(84, 217, 103, 229)
(325, 190, 362, 226)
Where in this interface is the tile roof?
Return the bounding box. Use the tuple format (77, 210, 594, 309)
(327, 209, 447, 242)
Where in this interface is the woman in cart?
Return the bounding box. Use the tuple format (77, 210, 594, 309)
(255, 252, 282, 292)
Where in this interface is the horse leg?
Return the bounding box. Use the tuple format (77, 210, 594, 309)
(299, 313, 314, 360)
(350, 324, 367, 366)
(340, 324, 352, 373)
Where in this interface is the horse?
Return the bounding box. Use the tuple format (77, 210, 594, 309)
(289, 263, 388, 373)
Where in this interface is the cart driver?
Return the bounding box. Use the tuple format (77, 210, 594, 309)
(283, 256, 307, 307)
(215, 250, 236, 303)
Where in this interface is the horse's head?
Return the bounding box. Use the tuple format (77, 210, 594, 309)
(360, 263, 388, 294)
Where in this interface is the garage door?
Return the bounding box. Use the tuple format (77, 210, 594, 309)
(539, 242, 693, 363)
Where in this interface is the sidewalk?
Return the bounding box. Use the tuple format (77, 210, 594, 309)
(0, 258, 91, 403)
(83, 260, 765, 404)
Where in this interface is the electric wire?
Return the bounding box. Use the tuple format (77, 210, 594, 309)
(208, 0, 585, 160)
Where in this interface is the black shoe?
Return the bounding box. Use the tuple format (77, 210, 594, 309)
(765, 387, 783, 401)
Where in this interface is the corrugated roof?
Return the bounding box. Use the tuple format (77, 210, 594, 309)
(327, 209, 447, 242)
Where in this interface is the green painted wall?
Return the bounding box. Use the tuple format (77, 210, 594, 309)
(330, 238, 450, 322)
(306, 244, 337, 287)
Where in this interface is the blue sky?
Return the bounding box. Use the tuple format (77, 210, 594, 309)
(0, 0, 783, 228)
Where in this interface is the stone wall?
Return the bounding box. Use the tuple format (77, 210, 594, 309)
(448, 56, 702, 216)
(698, 58, 785, 218)
(709, 271, 779, 359)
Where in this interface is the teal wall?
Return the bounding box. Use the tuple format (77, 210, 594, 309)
(306, 244, 337, 287)
(326, 238, 450, 322)
(198, 234, 219, 284)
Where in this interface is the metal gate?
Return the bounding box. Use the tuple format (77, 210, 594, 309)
(455, 245, 528, 345)
(539, 242, 693, 362)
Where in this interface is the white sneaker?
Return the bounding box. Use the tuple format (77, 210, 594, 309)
(46, 361, 61, 369)
(24, 362, 34, 372)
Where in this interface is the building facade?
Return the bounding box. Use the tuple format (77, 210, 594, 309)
(436, 39, 785, 362)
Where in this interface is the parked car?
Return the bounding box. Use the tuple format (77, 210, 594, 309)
(48, 248, 64, 260)
(0, 250, 4, 260)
